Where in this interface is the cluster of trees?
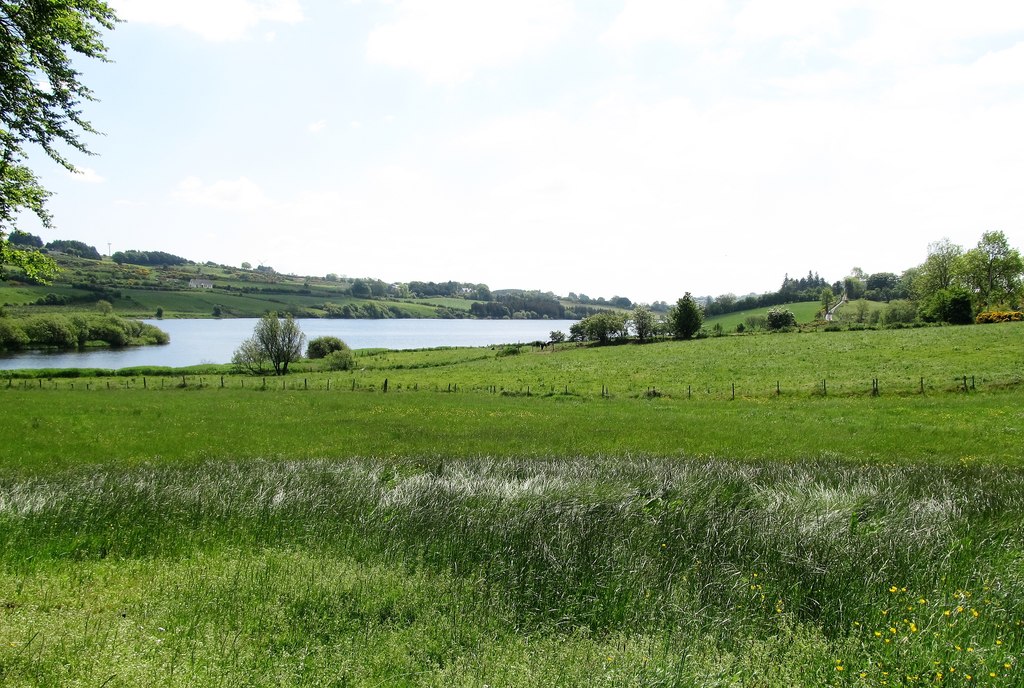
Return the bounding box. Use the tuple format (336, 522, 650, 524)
(8, 231, 43, 248)
(232, 315, 355, 375)
(702, 271, 836, 318)
(471, 290, 567, 320)
(321, 301, 419, 319)
(407, 280, 491, 300)
(44, 240, 102, 260)
(565, 294, 705, 345)
(565, 292, 634, 309)
(112, 250, 188, 266)
(0, 313, 168, 350)
(908, 232, 1023, 322)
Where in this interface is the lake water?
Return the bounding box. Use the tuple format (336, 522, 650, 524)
(0, 318, 579, 370)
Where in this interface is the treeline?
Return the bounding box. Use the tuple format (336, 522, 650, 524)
(701, 269, 916, 318)
(112, 250, 189, 266)
(471, 290, 567, 320)
(407, 280, 491, 300)
(0, 314, 169, 350)
(45, 239, 102, 260)
(565, 292, 634, 309)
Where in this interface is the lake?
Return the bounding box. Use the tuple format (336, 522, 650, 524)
(0, 318, 579, 370)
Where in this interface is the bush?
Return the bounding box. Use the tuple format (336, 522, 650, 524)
(23, 315, 78, 348)
(0, 321, 29, 350)
(976, 311, 1023, 324)
(883, 300, 917, 325)
(766, 307, 797, 330)
(323, 348, 354, 371)
(919, 287, 974, 325)
(307, 336, 349, 359)
(744, 315, 768, 331)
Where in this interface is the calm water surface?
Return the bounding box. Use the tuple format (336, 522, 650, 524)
(0, 318, 578, 370)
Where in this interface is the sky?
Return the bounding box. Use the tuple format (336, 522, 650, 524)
(18, 0, 1024, 303)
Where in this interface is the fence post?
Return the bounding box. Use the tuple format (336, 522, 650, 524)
(144, 377, 147, 389)
(732, 383, 735, 400)
(920, 377, 924, 394)
(383, 378, 388, 393)
(822, 379, 827, 396)
(304, 378, 308, 390)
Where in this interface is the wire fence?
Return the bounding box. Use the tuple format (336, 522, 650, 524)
(3, 371, 1019, 400)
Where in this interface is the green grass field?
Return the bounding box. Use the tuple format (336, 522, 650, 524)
(1, 324, 1022, 686)
(704, 300, 823, 330)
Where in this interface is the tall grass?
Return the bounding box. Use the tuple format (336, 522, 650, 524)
(0, 456, 1021, 685)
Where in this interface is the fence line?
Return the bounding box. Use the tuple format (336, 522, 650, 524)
(1, 372, 1015, 400)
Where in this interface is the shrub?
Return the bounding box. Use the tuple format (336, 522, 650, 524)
(323, 348, 354, 370)
(0, 321, 29, 350)
(307, 335, 349, 359)
(23, 315, 78, 348)
(883, 300, 917, 325)
(976, 311, 1023, 324)
(744, 315, 768, 331)
(919, 287, 974, 325)
(766, 307, 797, 330)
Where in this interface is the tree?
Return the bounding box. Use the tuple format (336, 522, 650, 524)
(630, 304, 655, 343)
(668, 293, 703, 340)
(914, 238, 964, 298)
(233, 313, 305, 375)
(1, 1, 118, 282)
(958, 230, 1024, 309)
(579, 312, 627, 345)
(843, 272, 866, 300)
(241, 262, 252, 270)
(351, 279, 372, 298)
(820, 287, 834, 317)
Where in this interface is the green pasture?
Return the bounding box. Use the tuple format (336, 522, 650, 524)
(241, 321, 1021, 399)
(1, 323, 1023, 686)
(3, 389, 1022, 472)
(704, 300, 823, 330)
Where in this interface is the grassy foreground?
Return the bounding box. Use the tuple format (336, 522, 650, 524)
(1, 325, 1023, 686)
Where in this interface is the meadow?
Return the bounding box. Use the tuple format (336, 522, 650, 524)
(1, 323, 1022, 686)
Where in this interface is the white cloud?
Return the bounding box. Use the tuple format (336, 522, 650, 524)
(113, 0, 303, 42)
(174, 176, 276, 212)
(307, 119, 328, 134)
(68, 167, 106, 184)
(601, 0, 730, 48)
(842, 0, 1024, 67)
(366, 0, 574, 84)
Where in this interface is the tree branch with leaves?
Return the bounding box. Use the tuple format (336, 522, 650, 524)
(0, 0, 118, 281)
